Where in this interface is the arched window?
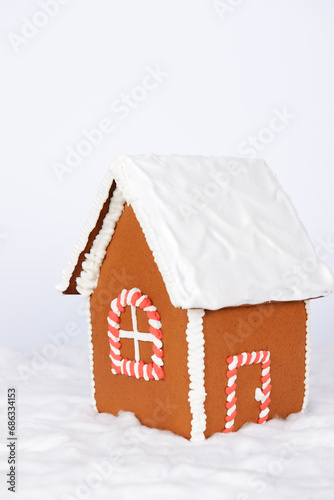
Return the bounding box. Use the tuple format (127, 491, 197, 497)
(107, 288, 165, 381)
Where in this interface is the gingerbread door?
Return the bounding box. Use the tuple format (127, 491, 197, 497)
(223, 350, 272, 433)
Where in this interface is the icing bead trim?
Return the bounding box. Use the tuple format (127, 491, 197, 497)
(223, 350, 272, 433)
(56, 168, 116, 293)
(186, 309, 206, 442)
(86, 297, 98, 412)
(302, 300, 311, 412)
(76, 185, 125, 296)
(108, 288, 165, 381)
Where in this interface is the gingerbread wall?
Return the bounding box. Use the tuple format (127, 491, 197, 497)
(90, 204, 191, 438)
(89, 199, 307, 440)
(203, 301, 307, 438)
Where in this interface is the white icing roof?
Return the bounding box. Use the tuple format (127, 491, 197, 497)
(58, 153, 334, 310)
(111, 154, 333, 309)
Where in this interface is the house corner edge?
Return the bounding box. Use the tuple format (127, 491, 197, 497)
(186, 308, 207, 441)
(301, 300, 311, 413)
(86, 297, 98, 412)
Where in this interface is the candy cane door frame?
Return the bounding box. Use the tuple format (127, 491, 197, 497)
(223, 350, 272, 433)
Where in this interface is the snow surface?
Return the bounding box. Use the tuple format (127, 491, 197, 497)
(1, 345, 334, 500)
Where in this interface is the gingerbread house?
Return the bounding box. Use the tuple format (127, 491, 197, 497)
(57, 154, 334, 441)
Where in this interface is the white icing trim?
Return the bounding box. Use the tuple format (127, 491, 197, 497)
(302, 300, 311, 412)
(86, 297, 98, 412)
(186, 309, 206, 442)
(76, 186, 125, 296)
(56, 168, 115, 293)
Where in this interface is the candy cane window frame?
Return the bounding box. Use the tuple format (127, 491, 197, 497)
(107, 288, 165, 381)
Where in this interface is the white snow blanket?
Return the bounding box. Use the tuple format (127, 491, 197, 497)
(1, 345, 334, 500)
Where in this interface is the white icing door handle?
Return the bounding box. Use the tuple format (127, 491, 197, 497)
(255, 387, 264, 402)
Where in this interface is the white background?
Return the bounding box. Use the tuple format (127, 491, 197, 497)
(1, 0, 333, 351)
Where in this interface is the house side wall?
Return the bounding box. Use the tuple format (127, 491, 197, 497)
(90, 204, 191, 438)
(203, 301, 307, 438)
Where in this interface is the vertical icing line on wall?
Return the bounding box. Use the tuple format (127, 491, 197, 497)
(302, 300, 311, 412)
(86, 297, 97, 411)
(186, 308, 206, 441)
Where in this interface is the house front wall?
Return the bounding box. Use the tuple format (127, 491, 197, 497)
(90, 204, 191, 438)
(203, 301, 307, 438)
